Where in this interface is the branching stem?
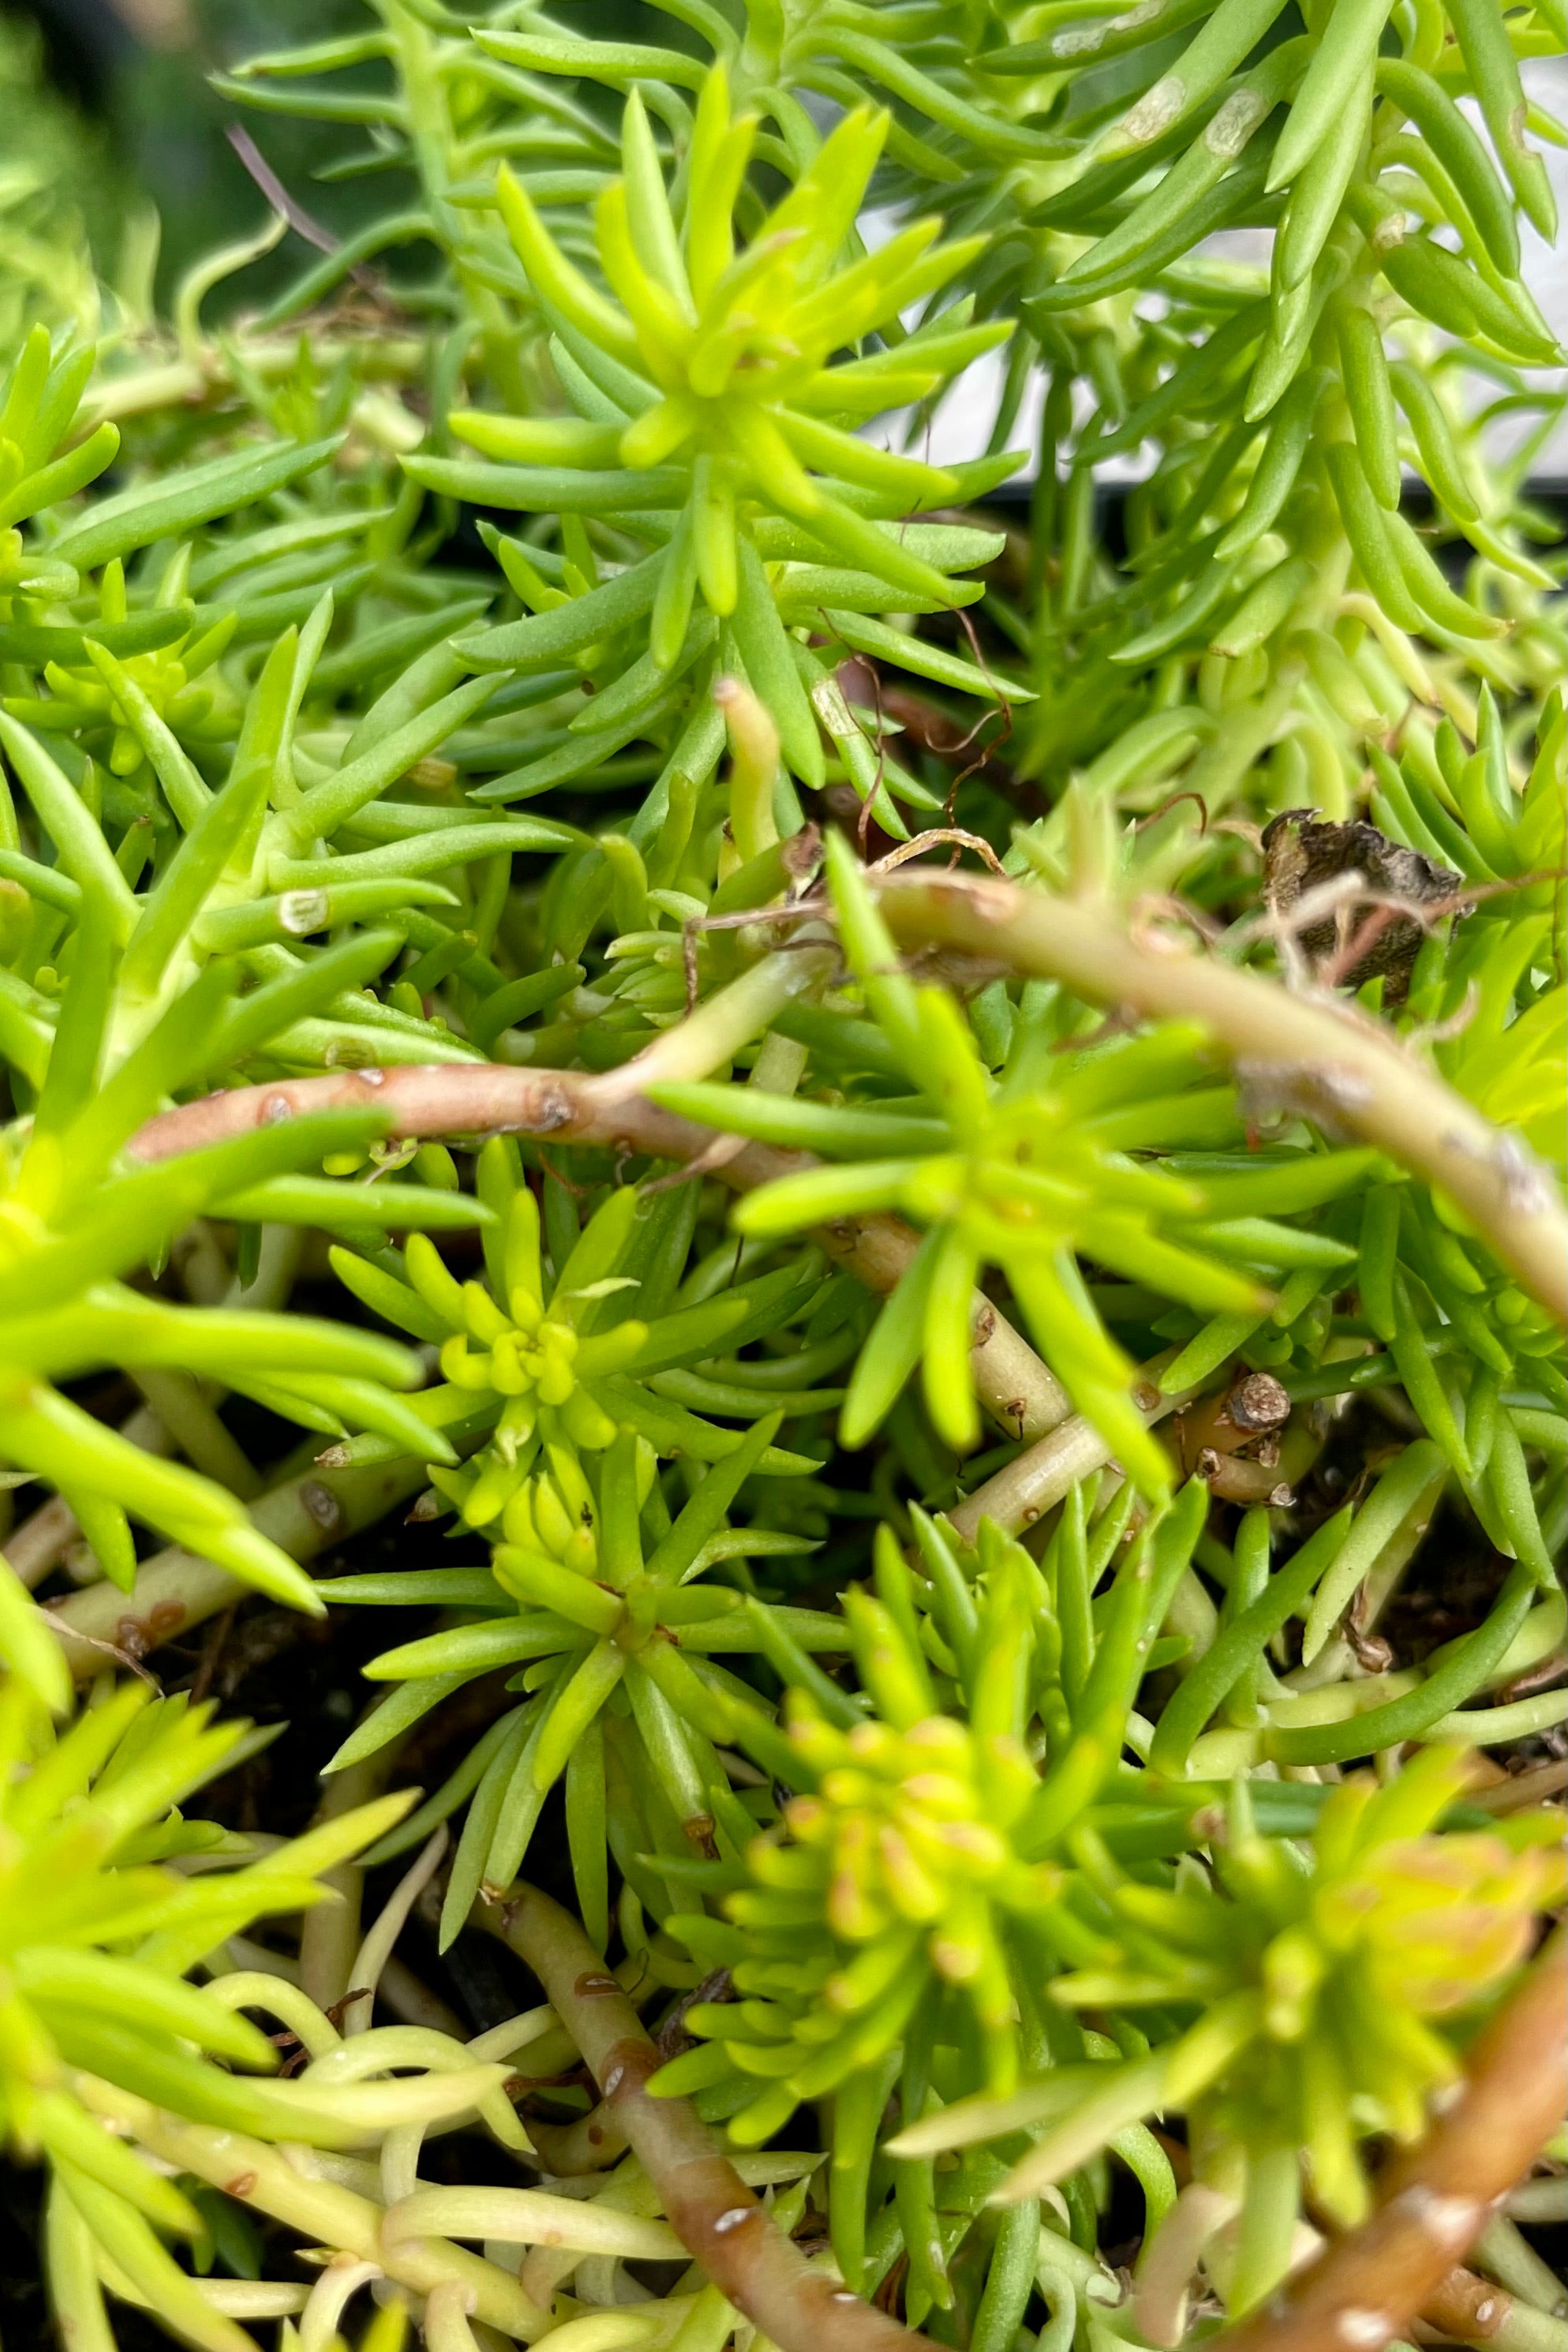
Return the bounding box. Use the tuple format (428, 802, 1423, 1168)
(483, 1882, 939, 2352)
(131, 1041, 1067, 1443)
(871, 871, 1567, 1324)
(951, 1356, 1189, 1541)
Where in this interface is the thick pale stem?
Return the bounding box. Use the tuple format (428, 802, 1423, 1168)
(1215, 1931, 1567, 2352)
(47, 1451, 428, 1680)
(950, 1360, 1188, 1542)
(483, 1883, 938, 2352)
(1134, 2184, 1240, 2349)
(815, 1198, 1066, 1441)
(73, 2074, 546, 2338)
(6, 1406, 173, 1589)
(872, 871, 1567, 1324)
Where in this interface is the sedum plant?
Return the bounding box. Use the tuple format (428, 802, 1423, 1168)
(0, 2, 1563, 2350)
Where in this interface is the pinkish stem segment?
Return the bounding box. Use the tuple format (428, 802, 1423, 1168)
(129, 1062, 1066, 1445)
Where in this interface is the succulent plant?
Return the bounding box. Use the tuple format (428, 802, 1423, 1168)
(0, 1, 1561, 2346)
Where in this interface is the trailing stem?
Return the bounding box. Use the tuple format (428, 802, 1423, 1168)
(483, 1882, 941, 2352)
(131, 1058, 1068, 1444)
(871, 871, 1567, 1324)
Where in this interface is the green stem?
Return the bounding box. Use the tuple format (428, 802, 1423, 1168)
(1228, 2145, 1300, 2319)
(47, 1451, 427, 1680)
(830, 2049, 903, 2292)
(298, 1751, 402, 2015)
(1427, 1688, 1568, 1743)
(1473, 2214, 1568, 2316)
(1264, 1563, 1536, 1764)
(971, 2199, 1042, 2352)
(1491, 2301, 1568, 2352)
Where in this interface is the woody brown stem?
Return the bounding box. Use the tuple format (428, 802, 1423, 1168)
(482, 1882, 938, 2352)
(130, 1065, 1067, 1445)
(1216, 1931, 1567, 2352)
(1424, 2264, 1552, 2350)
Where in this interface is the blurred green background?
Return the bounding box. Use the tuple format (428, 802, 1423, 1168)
(4, 0, 1559, 464)
(2, 2, 384, 313)
(0, 0, 638, 335)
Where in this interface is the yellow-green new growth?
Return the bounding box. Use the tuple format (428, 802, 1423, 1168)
(451, 70, 1005, 640)
(339, 1164, 653, 1535)
(0, 1676, 430, 2352)
(763, 1695, 1053, 2036)
(900, 1747, 1563, 2255)
(724, 833, 1271, 1489)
